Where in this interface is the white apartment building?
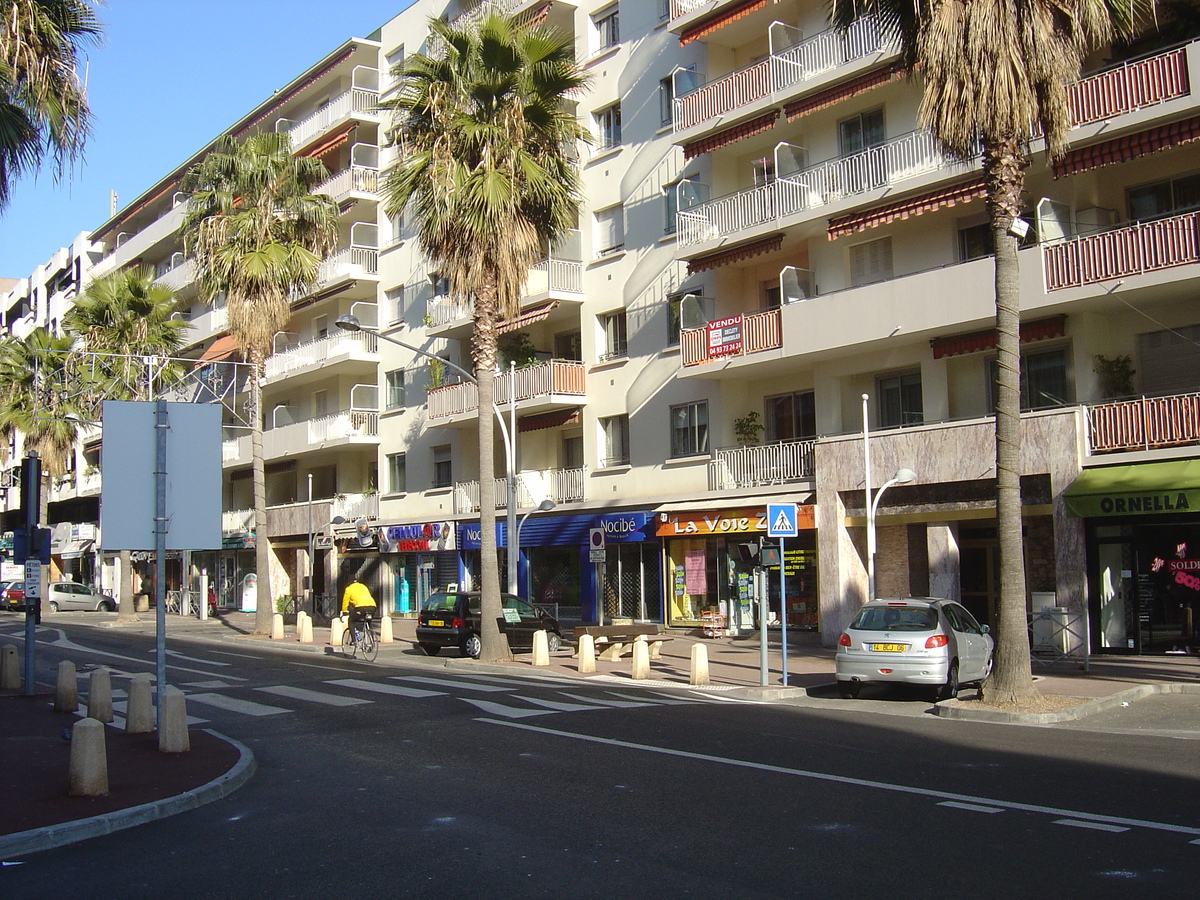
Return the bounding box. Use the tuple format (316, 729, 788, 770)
(5, 0, 1199, 655)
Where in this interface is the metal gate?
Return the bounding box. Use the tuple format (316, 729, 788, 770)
(603, 543, 660, 622)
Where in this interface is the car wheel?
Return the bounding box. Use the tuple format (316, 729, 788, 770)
(418, 642, 441, 657)
(462, 633, 482, 659)
(838, 680, 860, 700)
(936, 662, 959, 702)
(49, 601, 59, 613)
(99, 600, 115, 612)
(545, 632, 562, 653)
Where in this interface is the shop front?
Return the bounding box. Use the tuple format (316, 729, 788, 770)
(1066, 459, 1200, 654)
(656, 506, 817, 631)
(380, 521, 459, 616)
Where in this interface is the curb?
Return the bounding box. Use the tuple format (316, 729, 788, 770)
(932, 682, 1200, 724)
(0, 730, 256, 859)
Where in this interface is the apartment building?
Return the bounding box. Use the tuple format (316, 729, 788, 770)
(4, 0, 1198, 655)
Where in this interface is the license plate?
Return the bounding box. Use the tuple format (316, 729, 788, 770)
(869, 643, 907, 652)
(428, 619, 444, 627)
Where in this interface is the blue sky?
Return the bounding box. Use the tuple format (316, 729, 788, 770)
(1, 0, 412, 279)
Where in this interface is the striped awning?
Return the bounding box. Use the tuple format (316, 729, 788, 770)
(1053, 115, 1200, 178)
(497, 300, 559, 335)
(299, 123, 355, 161)
(930, 316, 1067, 359)
(518, 409, 580, 433)
(827, 176, 988, 239)
(686, 233, 784, 275)
(198, 334, 240, 363)
(684, 111, 779, 159)
(785, 62, 905, 121)
(680, 0, 766, 45)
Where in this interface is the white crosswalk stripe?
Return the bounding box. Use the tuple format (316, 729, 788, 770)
(257, 685, 372, 707)
(326, 679, 444, 698)
(187, 692, 291, 716)
(459, 697, 557, 719)
(392, 675, 513, 692)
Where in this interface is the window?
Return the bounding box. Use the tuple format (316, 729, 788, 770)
(1127, 172, 1200, 221)
(877, 372, 923, 428)
(752, 157, 776, 186)
(387, 452, 406, 493)
(312, 389, 329, 418)
(601, 415, 630, 466)
(667, 296, 683, 346)
(561, 434, 584, 469)
(839, 108, 885, 156)
(432, 445, 452, 489)
(386, 369, 406, 409)
(601, 311, 628, 361)
(659, 76, 674, 128)
(958, 221, 993, 261)
(389, 210, 404, 245)
(671, 400, 709, 458)
(988, 347, 1071, 411)
(385, 45, 405, 92)
(850, 236, 893, 287)
(595, 205, 625, 257)
(555, 330, 583, 361)
(386, 285, 405, 325)
(313, 315, 328, 339)
(664, 175, 698, 236)
(431, 273, 450, 299)
(764, 391, 815, 442)
(595, 104, 622, 151)
(593, 5, 619, 52)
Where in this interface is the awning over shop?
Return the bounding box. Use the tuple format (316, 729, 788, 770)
(1063, 459, 1200, 517)
(59, 540, 94, 559)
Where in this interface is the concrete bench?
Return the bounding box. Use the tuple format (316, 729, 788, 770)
(573, 626, 671, 661)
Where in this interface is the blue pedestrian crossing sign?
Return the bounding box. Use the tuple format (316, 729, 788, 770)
(767, 503, 799, 537)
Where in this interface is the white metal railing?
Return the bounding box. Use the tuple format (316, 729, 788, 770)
(428, 360, 586, 419)
(427, 256, 583, 328)
(222, 438, 243, 463)
(289, 87, 379, 150)
(156, 258, 195, 291)
(318, 247, 379, 284)
(316, 165, 379, 201)
(1043, 210, 1200, 291)
(222, 508, 254, 534)
(78, 471, 102, 495)
(709, 440, 816, 489)
(455, 466, 586, 512)
(265, 410, 379, 455)
(1069, 43, 1191, 127)
(426, 295, 469, 328)
(1087, 391, 1200, 453)
(264, 330, 378, 379)
(677, 130, 972, 246)
(670, 0, 711, 18)
(332, 491, 380, 521)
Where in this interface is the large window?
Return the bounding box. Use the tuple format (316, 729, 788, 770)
(839, 107, 885, 156)
(432, 445, 452, 489)
(659, 76, 674, 128)
(386, 369, 406, 409)
(878, 371, 923, 428)
(850, 236, 893, 287)
(387, 452, 406, 493)
(764, 391, 816, 442)
(593, 5, 619, 52)
(989, 347, 1072, 411)
(386, 285, 405, 325)
(595, 103, 622, 151)
(1127, 173, 1200, 221)
(600, 310, 628, 361)
(601, 414, 630, 466)
(671, 400, 709, 458)
(595, 205, 625, 257)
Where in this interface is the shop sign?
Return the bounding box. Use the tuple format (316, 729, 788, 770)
(706, 315, 743, 358)
(595, 512, 650, 542)
(384, 522, 455, 552)
(656, 506, 815, 537)
(1078, 490, 1199, 518)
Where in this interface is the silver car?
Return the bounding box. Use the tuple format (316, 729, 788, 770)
(835, 598, 993, 701)
(46, 582, 116, 613)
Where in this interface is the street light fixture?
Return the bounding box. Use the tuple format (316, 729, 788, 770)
(867, 466, 917, 601)
(514, 499, 555, 595)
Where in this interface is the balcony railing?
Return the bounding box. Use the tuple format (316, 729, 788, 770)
(678, 129, 970, 246)
(454, 466, 586, 513)
(427, 360, 586, 419)
(673, 17, 895, 131)
(264, 330, 378, 380)
(680, 308, 782, 367)
(1069, 44, 1191, 128)
(316, 165, 378, 201)
(156, 257, 195, 291)
(332, 491, 380, 521)
(1087, 391, 1200, 454)
(289, 87, 379, 150)
(318, 246, 379, 285)
(426, 258, 584, 329)
(264, 410, 379, 456)
(222, 508, 254, 535)
(1043, 210, 1200, 291)
(670, 0, 713, 18)
(709, 439, 816, 489)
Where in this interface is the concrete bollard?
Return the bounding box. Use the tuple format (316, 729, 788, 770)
(158, 686, 190, 753)
(87, 667, 114, 723)
(379, 615, 393, 643)
(68, 718, 108, 796)
(271, 613, 284, 640)
(330, 615, 345, 646)
(125, 674, 154, 734)
(55, 660, 78, 712)
(631, 639, 650, 680)
(1, 644, 20, 690)
(298, 613, 314, 644)
(577, 634, 596, 674)
(531, 630, 550, 666)
(690, 642, 710, 686)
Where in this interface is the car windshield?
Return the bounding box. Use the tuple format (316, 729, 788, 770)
(422, 594, 461, 613)
(851, 606, 937, 632)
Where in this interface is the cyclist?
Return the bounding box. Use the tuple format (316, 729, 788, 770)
(341, 579, 377, 638)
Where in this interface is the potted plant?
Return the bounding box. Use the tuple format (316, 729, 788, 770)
(733, 411, 763, 446)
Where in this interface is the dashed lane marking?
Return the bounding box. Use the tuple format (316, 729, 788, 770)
(1055, 819, 1131, 833)
(939, 801, 1005, 814)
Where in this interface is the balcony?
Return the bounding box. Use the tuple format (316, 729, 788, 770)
(317, 246, 378, 286)
(678, 130, 974, 248)
(680, 308, 781, 367)
(709, 439, 816, 490)
(156, 257, 195, 292)
(332, 491, 379, 522)
(1043, 210, 1200, 292)
(1087, 391, 1200, 455)
(263, 409, 379, 458)
(1068, 43, 1192, 128)
(288, 86, 379, 151)
(222, 508, 254, 536)
(316, 165, 378, 203)
(453, 467, 586, 514)
(427, 360, 586, 423)
(263, 329, 378, 384)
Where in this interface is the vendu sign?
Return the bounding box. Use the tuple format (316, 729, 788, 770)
(706, 315, 743, 357)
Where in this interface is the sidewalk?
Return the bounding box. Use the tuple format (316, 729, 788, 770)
(2, 609, 1198, 858)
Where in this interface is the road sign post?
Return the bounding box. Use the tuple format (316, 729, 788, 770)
(767, 504, 799, 686)
(589, 528, 606, 625)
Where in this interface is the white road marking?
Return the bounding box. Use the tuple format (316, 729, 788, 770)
(521, 696, 610, 713)
(182, 680, 232, 689)
(480, 719, 1200, 841)
(1054, 819, 1130, 833)
(43, 633, 249, 680)
(157, 649, 230, 667)
(561, 693, 655, 709)
(392, 675, 512, 693)
(459, 698, 556, 719)
(939, 801, 1005, 814)
(326, 679, 443, 698)
(257, 685, 371, 707)
(291, 662, 358, 672)
(186, 692, 290, 716)
(208, 650, 270, 660)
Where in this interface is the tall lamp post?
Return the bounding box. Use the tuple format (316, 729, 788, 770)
(515, 499, 555, 597)
(334, 314, 518, 593)
(867, 466, 918, 601)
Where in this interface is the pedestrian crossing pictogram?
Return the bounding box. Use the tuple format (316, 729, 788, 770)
(767, 503, 798, 537)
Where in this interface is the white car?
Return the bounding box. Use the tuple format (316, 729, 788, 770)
(835, 598, 994, 701)
(46, 582, 116, 613)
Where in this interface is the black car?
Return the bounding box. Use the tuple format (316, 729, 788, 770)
(416, 591, 564, 658)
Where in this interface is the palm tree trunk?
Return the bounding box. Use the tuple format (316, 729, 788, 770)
(249, 356, 273, 636)
(985, 139, 1039, 704)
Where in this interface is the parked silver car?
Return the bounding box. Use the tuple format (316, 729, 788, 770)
(835, 598, 993, 701)
(46, 582, 116, 613)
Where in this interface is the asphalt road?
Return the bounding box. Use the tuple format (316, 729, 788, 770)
(3, 618, 1199, 899)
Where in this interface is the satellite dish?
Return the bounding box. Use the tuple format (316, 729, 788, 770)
(355, 517, 373, 548)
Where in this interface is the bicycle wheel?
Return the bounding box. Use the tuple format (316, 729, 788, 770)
(341, 625, 357, 659)
(361, 624, 378, 662)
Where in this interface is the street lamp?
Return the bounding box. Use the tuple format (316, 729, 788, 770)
(867, 466, 917, 601)
(514, 499, 555, 596)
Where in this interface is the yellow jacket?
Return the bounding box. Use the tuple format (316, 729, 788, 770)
(341, 581, 377, 613)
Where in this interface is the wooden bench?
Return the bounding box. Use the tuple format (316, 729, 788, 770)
(573, 625, 671, 661)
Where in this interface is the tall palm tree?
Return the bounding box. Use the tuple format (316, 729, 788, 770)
(0, 327, 83, 477)
(831, 0, 1142, 704)
(382, 13, 587, 662)
(0, 0, 101, 208)
(181, 131, 339, 635)
(64, 265, 189, 620)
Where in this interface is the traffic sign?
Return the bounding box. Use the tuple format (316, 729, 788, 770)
(24, 560, 42, 600)
(767, 503, 799, 537)
(588, 527, 606, 562)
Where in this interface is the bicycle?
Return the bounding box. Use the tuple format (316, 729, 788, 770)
(341, 612, 379, 662)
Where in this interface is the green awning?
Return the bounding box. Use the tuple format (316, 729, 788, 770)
(1064, 459, 1200, 517)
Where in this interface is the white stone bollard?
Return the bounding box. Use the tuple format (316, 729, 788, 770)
(532, 630, 550, 666)
(158, 686, 190, 753)
(69, 718, 108, 796)
(87, 667, 114, 723)
(125, 674, 154, 734)
(330, 615, 345, 647)
(298, 613, 314, 644)
(631, 639, 650, 680)
(0, 644, 20, 690)
(55, 660, 78, 712)
(690, 642, 710, 686)
(379, 615, 393, 643)
(577, 634, 596, 674)
(271, 613, 285, 640)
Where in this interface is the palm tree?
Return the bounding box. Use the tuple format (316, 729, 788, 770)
(382, 12, 587, 662)
(0, 0, 101, 208)
(831, 0, 1142, 704)
(64, 265, 189, 620)
(0, 327, 83, 477)
(181, 131, 339, 635)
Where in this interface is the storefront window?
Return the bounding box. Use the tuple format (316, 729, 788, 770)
(530, 546, 582, 618)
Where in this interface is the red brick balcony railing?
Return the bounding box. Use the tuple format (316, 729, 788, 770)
(680, 308, 782, 367)
(1088, 391, 1200, 453)
(1042, 210, 1200, 291)
(1069, 44, 1191, 128)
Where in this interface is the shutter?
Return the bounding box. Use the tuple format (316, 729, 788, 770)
(1138, 325, 1200, 396)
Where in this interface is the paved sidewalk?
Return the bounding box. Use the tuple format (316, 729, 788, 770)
(2, 608, 1198, 859)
